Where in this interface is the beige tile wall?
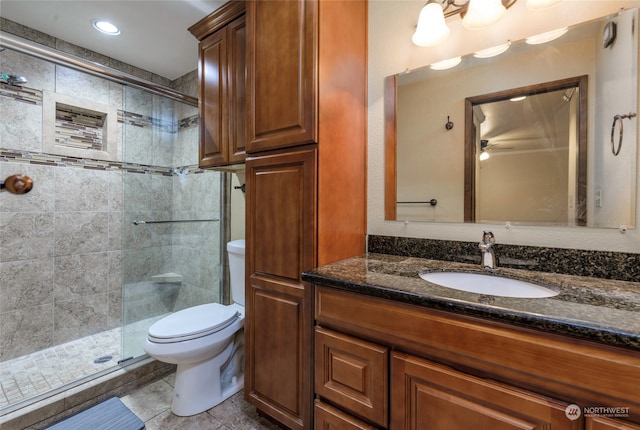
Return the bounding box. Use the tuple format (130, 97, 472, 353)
(0, 44, 221, 362)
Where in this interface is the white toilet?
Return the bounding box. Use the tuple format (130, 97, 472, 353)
(144, 239, 246, 416)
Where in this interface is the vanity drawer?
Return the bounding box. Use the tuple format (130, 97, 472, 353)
(314, 400, 379, 430)
(315, 327, 388, 427)
(586, 417, 640, 430)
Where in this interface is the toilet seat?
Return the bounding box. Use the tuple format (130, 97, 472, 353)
(148, 303, 239, 344)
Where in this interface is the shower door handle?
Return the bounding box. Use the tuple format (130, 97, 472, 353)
(1, 174, 33, 194)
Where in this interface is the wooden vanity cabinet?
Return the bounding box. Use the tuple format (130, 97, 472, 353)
(315, 327, 388, 427)
(586, 417, 640, 430)
(189, 1, 246, 168)
(244, 0, 367, 429)
(314, 286, 640, 430)
(315, 400, 378, 430)
(391, 352, 579, 430)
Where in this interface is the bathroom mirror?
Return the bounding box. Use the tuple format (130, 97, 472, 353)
(385, 8, 638, 228)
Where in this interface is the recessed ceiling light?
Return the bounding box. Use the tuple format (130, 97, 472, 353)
(93, 20, 121, 36)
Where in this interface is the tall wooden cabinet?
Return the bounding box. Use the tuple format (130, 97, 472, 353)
(189, 1, 246, 168)
(244, 1, 368, 429)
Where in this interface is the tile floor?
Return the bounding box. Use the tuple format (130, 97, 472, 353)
(0, 318, 277, 429)
(121, 374, 283, 430)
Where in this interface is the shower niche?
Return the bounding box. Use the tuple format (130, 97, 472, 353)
(42, 90, 120, 162)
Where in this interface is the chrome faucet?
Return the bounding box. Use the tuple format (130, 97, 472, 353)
(479, 231, 496, 270)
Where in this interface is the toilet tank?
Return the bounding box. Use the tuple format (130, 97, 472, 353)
(227, 240, 245, 306)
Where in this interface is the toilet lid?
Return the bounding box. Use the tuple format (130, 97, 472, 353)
(148, 303, 239, 341)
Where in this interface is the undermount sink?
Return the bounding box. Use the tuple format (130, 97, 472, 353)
(419, 271, 559, 298)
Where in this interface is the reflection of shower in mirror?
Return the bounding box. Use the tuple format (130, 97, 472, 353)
(0, 73, 28, 85)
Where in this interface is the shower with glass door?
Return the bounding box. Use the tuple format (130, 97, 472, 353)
(0, 32, 224, 415)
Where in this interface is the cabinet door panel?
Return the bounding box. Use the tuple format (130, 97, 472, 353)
(199, 29, 226, 167)
(315, 400, 378, 430)
(315, 328, 388, 427)
(587, 417, 640, 429)
(245, 148, 316, 430)
(247, 0, 317, 152)
(247, 149, 316, 281)
(227, 15, 247, 164)
(252, 283, 303, 414)
(391, 352, 581, 430)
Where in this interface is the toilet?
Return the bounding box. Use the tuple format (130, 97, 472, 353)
(144, 239, 246, 416)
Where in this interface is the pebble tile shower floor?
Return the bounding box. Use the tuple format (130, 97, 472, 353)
(0, 327, 122, 409)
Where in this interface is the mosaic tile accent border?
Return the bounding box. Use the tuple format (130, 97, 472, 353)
(1, 84, 200, 175)
(0, 149, 208, 177)
(118, 111, 178, 134)
(0, 83, 42, 105)
(1, 85, 198, 137)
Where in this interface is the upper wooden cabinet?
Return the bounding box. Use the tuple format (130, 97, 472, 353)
(189, 1, 246, 168)
(246, 0, 368, 158)
(246, 0, 316, 152)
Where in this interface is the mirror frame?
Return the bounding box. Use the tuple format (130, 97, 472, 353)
(464, 75, 588, 225)
(385, 74, 398, 220)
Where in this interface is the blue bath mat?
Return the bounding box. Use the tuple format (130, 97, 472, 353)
(46, 397, 144, 430)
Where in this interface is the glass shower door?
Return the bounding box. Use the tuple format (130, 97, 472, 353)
(120, 86, 223, 361)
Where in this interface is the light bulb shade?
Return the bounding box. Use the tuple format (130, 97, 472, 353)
(412, 3, 451, 47)
(462, 0, 507, 30)
(526, 0, 563, 9)
(526, 27, 568, 45)
(479, 151, 490, 161)
(473, 41, 511, 58)
(430, 56, 462, 70)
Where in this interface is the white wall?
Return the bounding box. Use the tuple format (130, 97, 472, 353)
(368, 0, 640, 252)
(592, 8, 638, 228)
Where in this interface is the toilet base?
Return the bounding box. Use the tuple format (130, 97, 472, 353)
(171, 339, 244, 416)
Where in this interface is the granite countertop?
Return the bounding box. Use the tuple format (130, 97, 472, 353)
(302, 253, 640, 352)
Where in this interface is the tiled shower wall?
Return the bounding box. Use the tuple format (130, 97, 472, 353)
(0, 36, 221, 361)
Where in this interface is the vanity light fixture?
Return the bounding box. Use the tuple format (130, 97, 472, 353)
(526, 0, 563, 9)
(525, 27, 568, 45)
(412, 0, 564, 47)
(463, 0, 506, 30)
(473, 41, 511, 58)
(510, 96, 527, 102)
(93, 20, 121, 36)
(412, 3, 451, 46)
(430, 56, 462, 70)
